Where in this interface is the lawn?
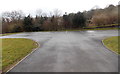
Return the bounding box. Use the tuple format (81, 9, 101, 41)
(103, 36, 119, 54)
(0, 33, 20, 36)
(83, 27, 118, 30)
(1, 38, 38, 72)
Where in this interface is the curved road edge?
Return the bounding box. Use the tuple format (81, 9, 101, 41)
(101, 37, 118, 55)
(4, 38, 40, 73)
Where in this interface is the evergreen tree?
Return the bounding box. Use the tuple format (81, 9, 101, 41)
(23, 15, 33, 31)
(73, 12, 86, 28)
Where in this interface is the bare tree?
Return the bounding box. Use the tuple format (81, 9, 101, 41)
(91, 4, 118, 26)
(2, 10, 24, 22)
(0, 15, 2, 34)
(36, 9, 42, 16)
(42, 12, 47, 17)
(2, 10, 24, 33)
(53, 9, 62, 17)
(49, 11, 53, 17)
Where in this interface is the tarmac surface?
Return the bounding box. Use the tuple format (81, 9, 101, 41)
(2, 30, 118, 72)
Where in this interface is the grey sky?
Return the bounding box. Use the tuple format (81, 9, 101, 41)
(0, 0, 119, 16)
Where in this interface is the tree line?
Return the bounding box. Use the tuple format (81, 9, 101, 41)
(2, 4, 119, 33)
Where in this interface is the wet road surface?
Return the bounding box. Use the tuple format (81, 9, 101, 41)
(2, 30, 118, 72)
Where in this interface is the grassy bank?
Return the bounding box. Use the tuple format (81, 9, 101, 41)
(0, 33, 20, 36)
(1, 25, 119, 34)
(103, 36, 119, 54)
(1, 38, 38, 72)
(83, 27, 118, 30)
(60, 27, 118, 32)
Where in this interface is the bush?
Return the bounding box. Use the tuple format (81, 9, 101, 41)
(72, 12, 86, 28)
(11, 25, 22, 33)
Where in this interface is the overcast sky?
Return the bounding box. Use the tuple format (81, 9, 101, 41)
(0, 0, 119, 16)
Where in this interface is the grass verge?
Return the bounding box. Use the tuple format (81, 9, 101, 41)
(1, 38, 38, 72)
(83, 27, 118, 30)
(103, 36, 119, 54)
(0, 33, 20, 36)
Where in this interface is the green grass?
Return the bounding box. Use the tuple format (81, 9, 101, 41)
(83, 27, 118, 30)
(103, 36, 119, 54)
(61, 27, 118, 32)
(84, 24, 118, 28)
(1, 38, 38, 72)
(0, 33, 20, 36)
